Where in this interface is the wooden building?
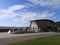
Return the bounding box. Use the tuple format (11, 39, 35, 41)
(29, 19, 56, 32)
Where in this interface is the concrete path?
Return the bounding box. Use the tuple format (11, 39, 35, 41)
(0, 32, 60, 45)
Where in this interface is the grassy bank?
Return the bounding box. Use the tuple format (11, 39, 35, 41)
(9, 35, 60, 45)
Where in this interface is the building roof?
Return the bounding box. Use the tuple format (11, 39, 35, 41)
(30, 19, 54, 22)
(31, 19, 55, 27)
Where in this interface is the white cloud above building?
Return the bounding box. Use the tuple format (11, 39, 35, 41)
(28, 0, 60, 9)
(0, 0, 59, 26)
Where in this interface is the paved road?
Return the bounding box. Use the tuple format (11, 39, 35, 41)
(0, 32, 60, 45)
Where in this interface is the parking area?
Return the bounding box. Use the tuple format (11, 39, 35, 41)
(0, 32, 60, 45)
(0, 32, 60, 39)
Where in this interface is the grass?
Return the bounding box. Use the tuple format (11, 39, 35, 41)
(9, 35, 60, 45)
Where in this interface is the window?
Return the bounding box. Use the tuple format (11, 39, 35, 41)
(31, 22, 37, 27)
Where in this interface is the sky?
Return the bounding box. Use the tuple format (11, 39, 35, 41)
(0, 0, 60, 27)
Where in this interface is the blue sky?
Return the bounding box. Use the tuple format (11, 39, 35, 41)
(0, 0, 60, 27)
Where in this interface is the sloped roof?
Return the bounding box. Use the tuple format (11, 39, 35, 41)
(31, 19, 54, 22)
(31, 19, 55, 27)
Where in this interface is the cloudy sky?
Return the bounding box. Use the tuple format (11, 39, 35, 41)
(0, 0, 60, 27)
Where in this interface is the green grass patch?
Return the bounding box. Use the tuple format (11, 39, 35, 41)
(9, 35, 60, 45)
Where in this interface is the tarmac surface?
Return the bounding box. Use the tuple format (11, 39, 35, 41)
(0, 32, 60, 45)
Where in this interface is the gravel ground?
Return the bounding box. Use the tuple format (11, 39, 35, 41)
(0, 32, 60, 45)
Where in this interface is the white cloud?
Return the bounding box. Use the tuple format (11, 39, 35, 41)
(0, 4, 31, 19)
(7, 5, 25, 12)
(37, 11, 54, 19)
(28, 0, 60, 9)
(12, 12, 37, 24)
(12, 11, 54, 26)
(0, 4, 55, 26)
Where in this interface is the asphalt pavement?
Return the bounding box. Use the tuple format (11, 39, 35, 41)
(0, 32, 60, 45)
